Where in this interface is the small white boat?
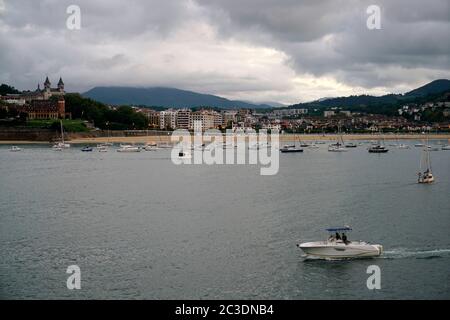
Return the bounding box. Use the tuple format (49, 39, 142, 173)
(10, 146, 22, 152)
(143, 144, 159, 151)
(117, 145, 140, 152)
(53, 142, 70, 149)
(344, 142, 357, 148)
(397, 144, 410, 149)
(442, 145, 450, 150)
(414, 143, 425, 147)
(299, 141, 311, 148)
(298, 227, 383, 259)
(97, 145, 108, 152)
(328, 143, 348, 152)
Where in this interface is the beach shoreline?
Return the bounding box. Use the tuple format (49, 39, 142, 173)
(1, 133, 449, 145)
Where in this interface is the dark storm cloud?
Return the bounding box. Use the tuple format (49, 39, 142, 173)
(198, 0, 450, 89)
(0, 0, 449, 102)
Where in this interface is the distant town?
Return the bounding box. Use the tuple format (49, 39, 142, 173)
(1, 77, 450, 140)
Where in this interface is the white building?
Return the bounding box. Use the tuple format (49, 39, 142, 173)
(160, 110, 177, 129)
(324, 110, 335, 117)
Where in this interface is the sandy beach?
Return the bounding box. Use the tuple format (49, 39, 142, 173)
(1, 133, 449, 145)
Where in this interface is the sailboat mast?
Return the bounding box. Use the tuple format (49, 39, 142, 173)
(60, 120, 64, 144)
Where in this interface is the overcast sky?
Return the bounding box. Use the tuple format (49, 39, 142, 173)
(0, 0, 449, 104)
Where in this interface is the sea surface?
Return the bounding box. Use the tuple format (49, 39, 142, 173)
(0, 140, 449, 299)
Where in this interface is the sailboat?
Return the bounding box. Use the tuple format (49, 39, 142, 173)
(328, 125, 347, 152)
(368, 131, 388, 153)
(280, 134, 303, 153)
(418, 139, 434, 184)
(52, 120, 70, 149)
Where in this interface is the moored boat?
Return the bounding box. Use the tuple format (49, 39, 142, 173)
(280, 145, 303, 153)
(368, 145, 389, 153)
(10, 146, 22, 152)
(117, 145, 140, 152)
(81, 146, 93, 152)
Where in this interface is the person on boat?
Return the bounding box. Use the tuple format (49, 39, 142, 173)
(335, 232, 341, 240)
(328, 234, 335, 242)
(342, 233, 349, 245)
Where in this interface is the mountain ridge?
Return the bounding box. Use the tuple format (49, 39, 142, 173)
(83, 86, 273, 109)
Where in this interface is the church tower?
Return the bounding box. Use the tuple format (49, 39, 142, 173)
(57, 77, 64, 92)
(44, 76, 51, 91)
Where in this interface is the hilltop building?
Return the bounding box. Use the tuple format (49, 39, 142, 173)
(1, 76, 69, 119)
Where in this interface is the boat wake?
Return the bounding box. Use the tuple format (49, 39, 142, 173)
(382, 248, 450, 260)
(301, 248, 450, 261)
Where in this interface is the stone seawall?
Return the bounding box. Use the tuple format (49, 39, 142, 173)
(0, 128, 57, 141)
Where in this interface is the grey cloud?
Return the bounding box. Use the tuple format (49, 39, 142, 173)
(0, 0, 449, 101)
(198, 0, 450, 90)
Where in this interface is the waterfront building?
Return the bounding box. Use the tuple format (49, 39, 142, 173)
(160, 109, 177, 130)
(191, 110, 215, 131)
(176, 109, 191, 129)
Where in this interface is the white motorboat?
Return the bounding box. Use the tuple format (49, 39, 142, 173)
(10, 146, 22, 152)
(117, 145, 140, 152)
(442, 145, 450, 150)
(397, 144, 410, 149)
(298, 227, 383, 259)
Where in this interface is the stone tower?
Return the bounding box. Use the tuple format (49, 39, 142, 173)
(57, 77, 64, 92)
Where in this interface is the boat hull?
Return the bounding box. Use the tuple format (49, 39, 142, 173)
(280, 148, 303, 153)
(298, 241, 383, 259)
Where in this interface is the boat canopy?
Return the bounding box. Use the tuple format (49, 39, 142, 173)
(326, 226, 352, 232)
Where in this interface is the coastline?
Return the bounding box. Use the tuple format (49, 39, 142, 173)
(1, 133, 449, 144)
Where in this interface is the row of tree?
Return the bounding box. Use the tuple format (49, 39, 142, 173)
(63, 93, 149, 130)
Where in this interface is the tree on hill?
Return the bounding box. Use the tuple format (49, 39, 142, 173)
(0, 84, 20, 96)
(64, 93, 148, 129)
